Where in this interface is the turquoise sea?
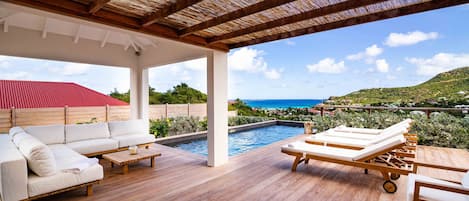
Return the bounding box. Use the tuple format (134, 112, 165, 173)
(243, 99, 324, 110)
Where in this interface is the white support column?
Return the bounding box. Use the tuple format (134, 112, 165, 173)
(130, 60, 149, 124)
(206, 50, 228, 167)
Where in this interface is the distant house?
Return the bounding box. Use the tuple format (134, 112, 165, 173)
(0, 80, 128, 109)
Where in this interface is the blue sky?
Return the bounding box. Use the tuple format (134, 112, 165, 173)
(1, 4, 469, 99)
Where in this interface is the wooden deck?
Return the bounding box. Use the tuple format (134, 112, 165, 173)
(41, 134, 469, 201)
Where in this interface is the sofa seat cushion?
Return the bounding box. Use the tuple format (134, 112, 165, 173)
(14, 132, 57, 177)
(65, 123, 110, 143)
(27, 163, 103, 197)
(24, 124, 65, 145)
(407, 173, 469, 201)
(108, 119, 147, 137)
(112, 134, 155, 148)
(66, 139, 118, 155)
(48, 144, 87, 166)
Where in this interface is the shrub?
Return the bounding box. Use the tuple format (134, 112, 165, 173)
(150, 116, 272, 138)
(303, 111, 469, 149)
(228, 116, 273, 126)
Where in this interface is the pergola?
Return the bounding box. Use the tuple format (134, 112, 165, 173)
(0, 0, 466, 167)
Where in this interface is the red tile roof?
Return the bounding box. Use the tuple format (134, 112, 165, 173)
(0, 80, 128, 109)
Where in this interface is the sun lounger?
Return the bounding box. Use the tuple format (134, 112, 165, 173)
(306, 126, 409, 149)
(282, 135, 415, 193)
(407, 162, 469, 201)
(328, 118, 413, 136)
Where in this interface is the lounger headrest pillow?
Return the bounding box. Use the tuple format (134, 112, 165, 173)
(384, 120, 411, 132)
(370, 127, 407, 144)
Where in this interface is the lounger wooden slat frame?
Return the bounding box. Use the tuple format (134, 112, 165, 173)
(281, 142, 415, 193)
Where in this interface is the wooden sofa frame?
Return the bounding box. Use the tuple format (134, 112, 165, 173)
(282, 142, 415, 193)
(23, 180, 101, 201)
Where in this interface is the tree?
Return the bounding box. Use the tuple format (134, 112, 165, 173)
(109, 83, 207, 104)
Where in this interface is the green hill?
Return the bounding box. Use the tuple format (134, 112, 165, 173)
(330, 67, 469, 106)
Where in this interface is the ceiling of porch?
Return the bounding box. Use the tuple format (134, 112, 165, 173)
(1, 0, 468, 52)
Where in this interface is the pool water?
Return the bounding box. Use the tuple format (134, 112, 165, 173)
(170, 125, 304, 156)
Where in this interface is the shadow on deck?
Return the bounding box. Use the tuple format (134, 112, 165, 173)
(40, 134, 469, 201)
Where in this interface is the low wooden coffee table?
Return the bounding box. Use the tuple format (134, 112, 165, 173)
(103, 147, 162, 174)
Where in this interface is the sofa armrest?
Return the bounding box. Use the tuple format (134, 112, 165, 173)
(0, 136, 29, 201)
(413, 181, 469, 201)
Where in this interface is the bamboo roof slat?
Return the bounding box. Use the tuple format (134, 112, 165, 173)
(4, 0, 467, 50)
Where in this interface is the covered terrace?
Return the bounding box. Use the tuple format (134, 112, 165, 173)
(0, 0, 468, 200)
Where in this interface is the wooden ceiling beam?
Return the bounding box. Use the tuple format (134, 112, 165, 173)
(3, 0, 229, 51)
(229, 0, 469, 49)
(88, 0, 111, 15)
(208, 0, 388, 44)
(178, 0, 297, 37)
(142, 0, 203, 27)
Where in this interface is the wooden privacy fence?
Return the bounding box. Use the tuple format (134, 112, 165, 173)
(0, 103, 209, 133)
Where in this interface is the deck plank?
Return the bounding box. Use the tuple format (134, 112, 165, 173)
(39, 134, 469, 201)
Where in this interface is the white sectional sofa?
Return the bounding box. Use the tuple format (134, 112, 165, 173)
(0, 119, 156, 201)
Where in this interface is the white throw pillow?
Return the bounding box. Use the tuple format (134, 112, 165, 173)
(462, 171, 469, 188)
(65, 122, 110, 143)
(9, 126, 24, 138)
(15, 132, 57, 177)
(108, 119, 146, 136)
(25, 124, 65, 145)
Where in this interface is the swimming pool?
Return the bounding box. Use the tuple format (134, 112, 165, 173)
(169, 125, 304, 156)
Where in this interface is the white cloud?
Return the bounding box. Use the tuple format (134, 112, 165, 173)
(396, 66, 403, 72)
(183, 58, 205, 71)
(285, 39, 296, 46)
(0, 71, 32, 80)
(386, 75, 396, 80)
(49, 63, 91, 76)
(376, 59, 389, 73)
(181, 70, 192, 81)
(307, 58, 346, 74)
(406, 53, 469, 76)
(0, 55, 12, 69)
(346, 44, 383, 63)
(228, 47, 282, 79)
(228, 47, 267, 73)
(385, 31, 438, 47)
(366, 45, 383, 57)
(264, 69, 281, 80)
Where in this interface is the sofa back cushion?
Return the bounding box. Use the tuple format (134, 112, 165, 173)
(14, 132, 57, 177)
(65, 123, 110, 143)
(24, 124, 65, 145)
(108, 119, 146, 137)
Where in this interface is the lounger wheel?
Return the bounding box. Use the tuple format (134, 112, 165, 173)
(390, 173, 400, 180)
(364, 169, 368, 174)
(383, 180, 397, 193)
